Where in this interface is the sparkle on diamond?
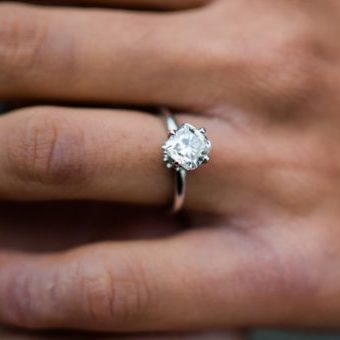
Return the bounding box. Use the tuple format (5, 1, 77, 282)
(163, 124, 211, 171)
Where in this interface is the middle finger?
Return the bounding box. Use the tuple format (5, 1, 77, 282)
(0, 2, 207, 108)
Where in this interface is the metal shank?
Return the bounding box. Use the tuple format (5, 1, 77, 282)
(162, 107, 179, 132)
(162, 108, 187, 213)
(173, 168, 186, 213)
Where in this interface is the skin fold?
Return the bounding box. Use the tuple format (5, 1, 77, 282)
(1, 0, 340, 337)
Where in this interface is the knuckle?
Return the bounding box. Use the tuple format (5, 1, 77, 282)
(6, 107, 92, 187)
(0, 3, 48, 83)
(3, 264, 41, 329)
(73, 251, 151, 328)
(75, 255, 117, 324)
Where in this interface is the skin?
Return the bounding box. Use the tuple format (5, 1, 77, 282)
(1, 0, 340, 336)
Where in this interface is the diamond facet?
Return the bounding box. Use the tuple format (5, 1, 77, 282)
(163, 123, 211, 171)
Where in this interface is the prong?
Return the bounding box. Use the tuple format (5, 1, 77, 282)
(199, 128, 207, 134)
(168, 130, 176, 137)
(163, 155, 169, 162)
(161, 145, 167, 150)
(203, 156, 210, 164)
(166, 163, 173, 169)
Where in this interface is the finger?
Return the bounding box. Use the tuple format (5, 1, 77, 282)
(0, 106, 222, 212)
(0, 225, 324, 331)
(0, 2, 209, 108)
(0, 106, 170, 205)
(28, 0, 211, 10)
(0, 104, 313, 215)
(0, 104, 294, 215)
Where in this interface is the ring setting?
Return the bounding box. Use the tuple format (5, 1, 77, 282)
(161, 108, 212, 212)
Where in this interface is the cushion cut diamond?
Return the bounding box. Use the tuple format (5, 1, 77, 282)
(163, 123, 211, 171)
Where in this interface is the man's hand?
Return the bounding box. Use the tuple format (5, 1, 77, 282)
(1, 0, 340, 333)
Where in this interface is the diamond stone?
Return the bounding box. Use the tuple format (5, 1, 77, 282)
(163, 123, 211, 171)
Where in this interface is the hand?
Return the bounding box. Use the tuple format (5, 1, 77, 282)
(1, 0, 340, 333)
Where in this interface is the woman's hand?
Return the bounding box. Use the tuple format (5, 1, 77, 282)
(1, 0, 340, 333)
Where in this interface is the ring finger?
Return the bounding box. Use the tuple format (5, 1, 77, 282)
(0, 105, 229, 212)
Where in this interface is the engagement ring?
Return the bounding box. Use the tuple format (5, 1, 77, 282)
(161, 108, 212, 213)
